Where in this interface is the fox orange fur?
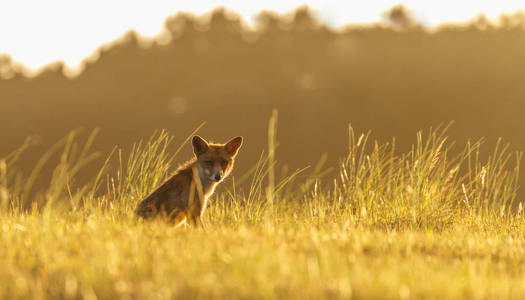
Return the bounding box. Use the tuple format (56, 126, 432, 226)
(135, 135, 243, 227)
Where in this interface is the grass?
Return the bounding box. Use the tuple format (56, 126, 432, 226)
(1, 120, 524, 299)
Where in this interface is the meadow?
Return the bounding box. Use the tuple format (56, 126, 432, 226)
(1, 118, 524, 300)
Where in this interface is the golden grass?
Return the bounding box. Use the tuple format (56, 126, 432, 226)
(0, 121, 524, 299)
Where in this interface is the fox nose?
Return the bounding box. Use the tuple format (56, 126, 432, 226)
(213, 173, 222, 181)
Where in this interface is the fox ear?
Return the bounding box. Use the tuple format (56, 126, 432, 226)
(192, 135, 208, 156)
(225, 136, 243, 156)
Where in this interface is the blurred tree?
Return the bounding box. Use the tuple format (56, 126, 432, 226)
(383, 5, 421, 30)
(0, 55, 15, 79)
(499, 12, 525, 29)
(470, 14, 492, 30)
(291, 6, 321, 32)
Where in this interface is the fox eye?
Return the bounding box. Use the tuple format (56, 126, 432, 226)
(221, 159, 228, 167)
(205, 160, 213, 165)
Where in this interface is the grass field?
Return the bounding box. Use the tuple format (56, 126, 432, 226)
(1, 122, 524, 299)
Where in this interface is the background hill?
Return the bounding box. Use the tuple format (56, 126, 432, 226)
(2, 7, 525, 196)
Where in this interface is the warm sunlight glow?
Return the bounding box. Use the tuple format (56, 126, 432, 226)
(1, 0, 524, 71)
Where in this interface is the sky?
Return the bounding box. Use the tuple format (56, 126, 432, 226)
(1, 0, 524, 72)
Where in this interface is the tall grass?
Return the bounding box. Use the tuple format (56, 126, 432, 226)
(0, 122, 522, 228)
(210, 123, 521, 230)
(1, 120, 524, 299)
(330, 124, 522, 229)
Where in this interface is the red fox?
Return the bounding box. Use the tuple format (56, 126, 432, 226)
(135, 135, 243, 227)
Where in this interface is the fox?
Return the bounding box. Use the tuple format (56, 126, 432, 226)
(135, 135, 243, 228)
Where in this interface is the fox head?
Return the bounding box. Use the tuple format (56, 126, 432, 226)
(192, 135, 243, 183)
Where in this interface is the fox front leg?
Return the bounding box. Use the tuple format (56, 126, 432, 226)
(168, 209, 187, 228)
(188, 213, 207, 231)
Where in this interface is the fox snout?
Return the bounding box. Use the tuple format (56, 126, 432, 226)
(211, 172, 222, 182)
(202, 166, 223, 182)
